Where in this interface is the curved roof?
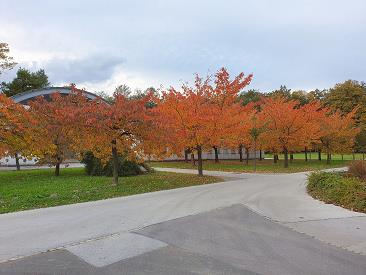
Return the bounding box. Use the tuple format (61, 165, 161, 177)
(11, 87, 103, 105)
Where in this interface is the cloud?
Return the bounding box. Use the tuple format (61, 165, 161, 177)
(44, 54, 126, 84)
(1, 0, 365, 93)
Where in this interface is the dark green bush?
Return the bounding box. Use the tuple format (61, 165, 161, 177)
(307, 172, 366, 213)
(81, 152, 152, 177)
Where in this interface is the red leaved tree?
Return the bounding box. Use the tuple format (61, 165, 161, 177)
(28, 90, 89, 176)
(79, 92, 154, 185)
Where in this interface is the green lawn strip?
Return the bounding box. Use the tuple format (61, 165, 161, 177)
(265, 152, 365, 161)
(150, 159, 348, 173)
(0, 168, 222, 214)
(307, 172, 366, 213)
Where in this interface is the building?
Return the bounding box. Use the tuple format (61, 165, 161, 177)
(164, 148, 261, 161)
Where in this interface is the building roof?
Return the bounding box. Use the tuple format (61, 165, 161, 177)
(10, 87, 104, 105)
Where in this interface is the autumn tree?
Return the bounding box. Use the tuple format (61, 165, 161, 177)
(79, 92, 154, 185)
(28, 90, 89, 176)
(319, 109, 359, 164)
(324, 80, 366, 153)
(155, 68, 252, 175)
(156, 76, 213, 176)
(260, 97, 321, 168)
(207, 68, 252, 163)
(0, 94, 33, 169)
(227, 103, 257, 165)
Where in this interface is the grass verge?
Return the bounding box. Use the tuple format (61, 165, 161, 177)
(266, 152, 365, 161)
(150, 159, 348, 173)
(0, 168, 222, 214)
(307, 172, 366, 213)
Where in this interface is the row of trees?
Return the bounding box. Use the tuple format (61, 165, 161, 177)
(240, 80, 366, 152)
(1, 68, 361, 180)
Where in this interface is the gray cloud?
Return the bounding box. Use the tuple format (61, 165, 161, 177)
(44, 54, 125, 84)
(1, 0, 365, 92)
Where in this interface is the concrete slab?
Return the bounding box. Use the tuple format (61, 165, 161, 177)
(0, 246, 258, 275)
(137, 204, 366, 275)
(285, 216, 366, 254)
(66, 232, 167, 267)
(107, 246, 258, 275)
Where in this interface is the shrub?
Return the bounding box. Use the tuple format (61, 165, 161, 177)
(81, 152, 152, 177)
(348, 160, 366, 181)
(307, 172, 366, 213)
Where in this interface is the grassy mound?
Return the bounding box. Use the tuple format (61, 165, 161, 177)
(307, 172, 366, 213)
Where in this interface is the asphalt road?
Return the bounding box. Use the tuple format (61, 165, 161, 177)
(0, 168, 365, 274)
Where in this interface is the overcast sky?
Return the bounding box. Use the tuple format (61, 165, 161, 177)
(1, 0, 365, 94)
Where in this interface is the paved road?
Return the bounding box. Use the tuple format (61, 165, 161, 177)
(0, 163, 84, 171)
(0, 168, 365, 274)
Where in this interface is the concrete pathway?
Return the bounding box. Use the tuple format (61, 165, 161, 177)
(0, 163, 84, 171)
(0, 167, 365, 274)
(156, 167, 366, 254)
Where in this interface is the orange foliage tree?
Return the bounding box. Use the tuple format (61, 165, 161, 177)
(27, 90, 89, 176)
(155, 68, 252, 175)
(207, 68, 252, 162)
(319, 109, 359, 163)
(260, 97, 322, 167)
(156, 78, 212, 175)
(0, 94, 34, 169)
(78, 92, 154, 185)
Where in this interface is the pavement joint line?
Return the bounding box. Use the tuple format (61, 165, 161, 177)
(281, 225, 366, 257)
(236, 202, 366, 257)
(0, 204, 239, 265)
(0, 231, 127, 264)
(282, 215, 366, 224)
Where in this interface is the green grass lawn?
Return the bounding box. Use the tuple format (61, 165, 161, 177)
(150, 159, 349, 173)
(265, 152, 365, 161)
(0, 168, 221, 214)
(307, 172, 366, 213)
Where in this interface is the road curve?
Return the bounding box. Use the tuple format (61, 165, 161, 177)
(0, 167, 365, 264)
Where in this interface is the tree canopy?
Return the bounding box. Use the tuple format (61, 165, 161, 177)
(1, 68, 50, 97)
(0, 43, 16, 76)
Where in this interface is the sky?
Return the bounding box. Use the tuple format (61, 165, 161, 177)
(0, 0, 365, 95)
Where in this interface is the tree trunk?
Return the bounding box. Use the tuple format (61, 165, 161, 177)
(353, 152, 355, 160)
(14, 153, 20, 171)
(111, 139, 119, 185)
(326, 151, 331, 164)
(55, 162, 60, 176)
(197, 145, 203, 176)
(341, 154, 344, 161)
(318, 149, 322, 161)
(245, 147, 249, 165)
(184, 149, 189, 163)
(259, 149, 263, 161)
(305, 147, 308, 162)
(290, 153, 294, 162)
(55, 149, 62, 176)
(239, 145, 243, 162)
(274, 153, 278, 164)
(284, 149, 289, 168)
(191, 153, 196, 166)
(213, 146, 219, 163)
(253, 140, 257, 172)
